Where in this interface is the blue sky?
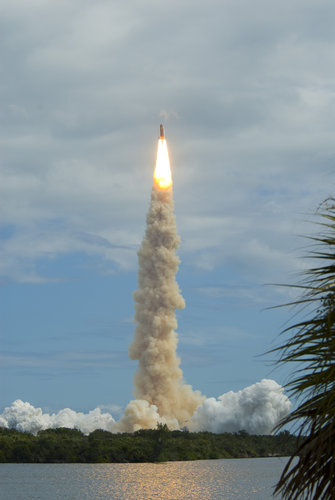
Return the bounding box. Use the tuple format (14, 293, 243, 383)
(1, 0, 335, 415)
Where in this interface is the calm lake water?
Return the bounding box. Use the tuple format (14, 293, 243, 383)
(0, 458, 289, 499)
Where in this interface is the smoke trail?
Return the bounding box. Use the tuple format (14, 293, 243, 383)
(128, 183, 204, 427)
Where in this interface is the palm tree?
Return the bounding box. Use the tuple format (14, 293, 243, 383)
(273, 199, 335, 499)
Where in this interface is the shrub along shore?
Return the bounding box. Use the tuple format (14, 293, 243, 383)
(0, 426, 299, 463)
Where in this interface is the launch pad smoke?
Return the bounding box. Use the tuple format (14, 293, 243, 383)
(0, 127, 290, 434)
(1, 380, 289, 435)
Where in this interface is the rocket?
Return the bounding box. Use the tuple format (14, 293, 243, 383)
(160, 124, 165, 138)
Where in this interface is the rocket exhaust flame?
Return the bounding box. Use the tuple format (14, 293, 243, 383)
(153, 130, 172, 189)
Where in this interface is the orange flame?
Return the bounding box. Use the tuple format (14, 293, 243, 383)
(153, 138, 172, 189)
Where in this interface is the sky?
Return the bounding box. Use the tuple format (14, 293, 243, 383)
(1, 0, 335, 416)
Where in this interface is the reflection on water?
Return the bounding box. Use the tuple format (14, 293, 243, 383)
(0, 458, 289, 499)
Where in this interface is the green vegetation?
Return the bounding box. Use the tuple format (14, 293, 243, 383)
(0, 426, 298, 463)
(273, 199, 335, 500)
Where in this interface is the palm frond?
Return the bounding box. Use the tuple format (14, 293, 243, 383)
(273, 200, 335, 500)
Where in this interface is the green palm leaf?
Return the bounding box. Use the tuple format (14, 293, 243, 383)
(272, 199, 335, 499)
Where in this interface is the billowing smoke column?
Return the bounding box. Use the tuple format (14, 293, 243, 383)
(128, 133, 204, 426)
(0, 125, 291, 435)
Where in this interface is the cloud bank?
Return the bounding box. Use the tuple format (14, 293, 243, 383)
(2, 0, 335, 284)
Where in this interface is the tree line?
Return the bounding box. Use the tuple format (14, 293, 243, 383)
(0, 426, 298, 463)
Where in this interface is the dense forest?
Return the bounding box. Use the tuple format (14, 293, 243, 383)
(0, 426, 299, 463)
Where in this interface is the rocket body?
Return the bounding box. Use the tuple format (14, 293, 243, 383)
(160, 124, 165, 138)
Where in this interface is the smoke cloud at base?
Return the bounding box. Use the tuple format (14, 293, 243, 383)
(189, 379, 291, 434)
(0, 399, 116, 435)
(0, 379, 290, 435)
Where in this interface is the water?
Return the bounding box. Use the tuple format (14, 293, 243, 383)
(0, 458, 288, 499)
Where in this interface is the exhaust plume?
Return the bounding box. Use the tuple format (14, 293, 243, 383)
(128, 133, 204, 427)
